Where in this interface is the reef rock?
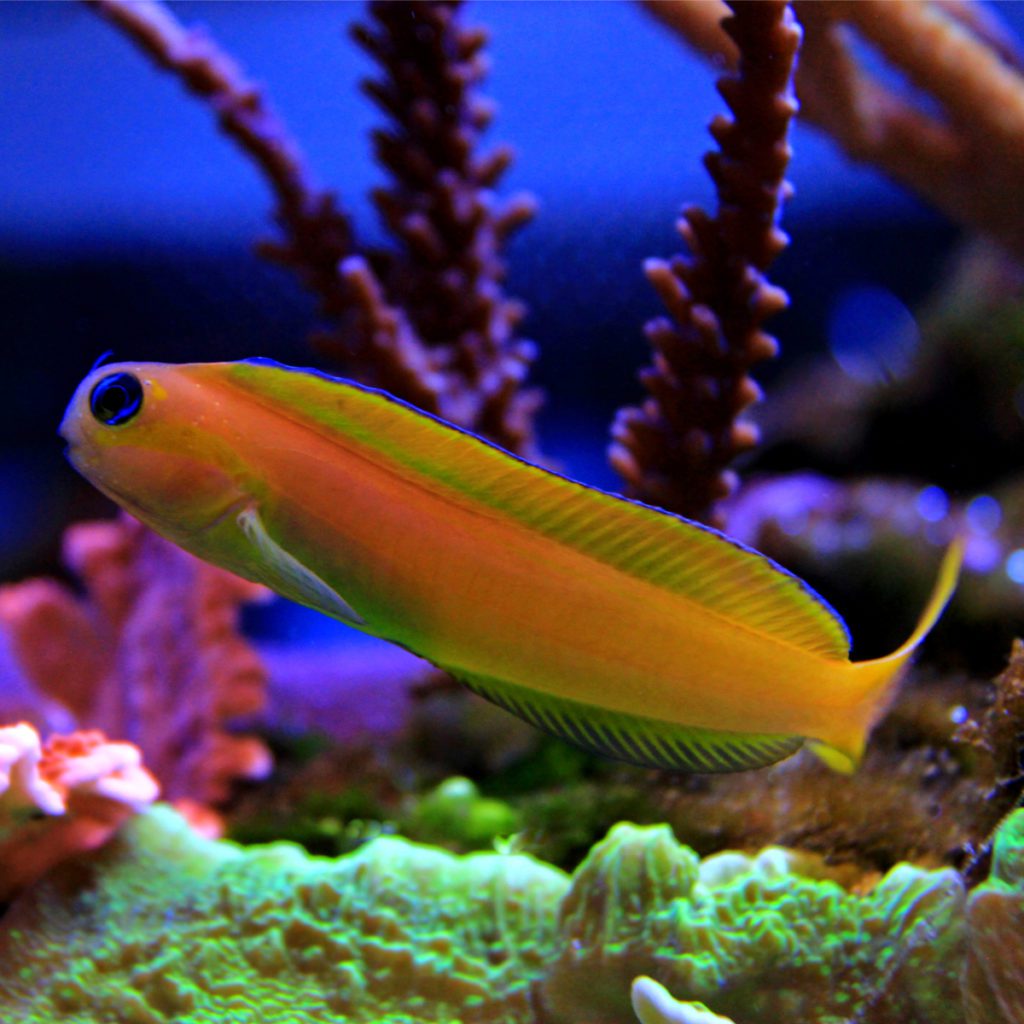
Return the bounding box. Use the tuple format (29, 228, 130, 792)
(963, 809, 1024, 1024)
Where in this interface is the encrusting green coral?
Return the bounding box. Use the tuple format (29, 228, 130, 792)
(2, 806, 1010, 1024)
(0, 805, 567, 1024)
(539, 822, 966, 1024)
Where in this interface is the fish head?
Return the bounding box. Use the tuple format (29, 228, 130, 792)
(60, 361, 251, 544)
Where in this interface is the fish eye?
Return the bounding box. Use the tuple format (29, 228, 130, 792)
(89, 372, 144, 426)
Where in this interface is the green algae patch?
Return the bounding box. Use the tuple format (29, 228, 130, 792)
(0, 805, 568, 1024)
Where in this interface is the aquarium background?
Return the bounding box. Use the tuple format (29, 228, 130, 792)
(3, 6, 1024, 1020)
(2, 2, 975, 573)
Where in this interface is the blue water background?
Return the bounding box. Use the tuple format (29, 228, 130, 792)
(2, 0, 1013, 641)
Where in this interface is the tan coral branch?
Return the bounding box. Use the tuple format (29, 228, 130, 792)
(611, 0, 798, 525)
(642, 0, 1024, 257)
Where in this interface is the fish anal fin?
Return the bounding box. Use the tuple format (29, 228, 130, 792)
(236, 506, 366, 627)
(455, 670, 804, 774)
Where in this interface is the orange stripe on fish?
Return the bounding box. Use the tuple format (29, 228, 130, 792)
(60, 359, 961, 773)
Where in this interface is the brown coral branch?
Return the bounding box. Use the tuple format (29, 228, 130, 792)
(610, 0, 798, 525)
(340, 0, 541, 455)
(83, 0, 446, 420)
(0, 515, 271, 810)
(643, 0, 1024, 259)
(954, 639, 1024, 882)
(85, 0, 358, 311)
(85, 0, 541, 451)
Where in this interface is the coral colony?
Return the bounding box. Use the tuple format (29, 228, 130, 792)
(2, 2, 1024, 1022)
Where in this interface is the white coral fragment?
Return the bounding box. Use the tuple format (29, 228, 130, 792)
(631, 977, 736, 1024)
(0, 722, 64, 818)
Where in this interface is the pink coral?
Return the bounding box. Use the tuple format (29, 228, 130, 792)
(0, 722, 158, 899)
(0, 514, 272, 812)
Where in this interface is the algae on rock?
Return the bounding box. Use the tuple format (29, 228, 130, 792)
(964, 809, 1024, 1024)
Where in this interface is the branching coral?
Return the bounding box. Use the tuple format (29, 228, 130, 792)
(0, 515, 271, 813)
(954, 639, 1024, 880)
(610, 0, 798, 525)
(339, 0, 541, 456)
(0, 722, 158, 900)
(86, 0, 541, 453)
(643, 0, 1024, 259)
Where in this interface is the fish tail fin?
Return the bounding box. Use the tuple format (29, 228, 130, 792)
(809, 538, 963, 773)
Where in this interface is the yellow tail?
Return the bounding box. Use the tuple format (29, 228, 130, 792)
(810, 538, 963, 773)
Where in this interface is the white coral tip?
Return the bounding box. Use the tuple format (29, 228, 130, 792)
(0, 723, 65, 817)
(57, 741, 160, 812)
(631, 977, 736, 1024)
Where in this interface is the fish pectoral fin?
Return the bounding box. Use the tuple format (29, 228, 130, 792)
(452, 670, 804, 774)
(236, 506, 366, 627)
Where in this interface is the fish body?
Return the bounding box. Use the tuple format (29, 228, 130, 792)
(60, 359, 961, 773)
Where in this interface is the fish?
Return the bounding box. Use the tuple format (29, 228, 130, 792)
(59, 358, 962, 774)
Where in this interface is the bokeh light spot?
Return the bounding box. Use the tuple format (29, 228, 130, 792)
(915, 485, 948, 523)
(1006, 549, 1024, 584)
(827, 284, 919, 384)
(966, 494, 1001, 534)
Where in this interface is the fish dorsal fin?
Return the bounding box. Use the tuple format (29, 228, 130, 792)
(224, 360, 851, 659)
(459, 669, 804, 773)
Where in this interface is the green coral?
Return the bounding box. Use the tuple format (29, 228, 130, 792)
(541, 823, 966, 1024)
(0, 806, 568, 1024)
(5, 807, 1019, 1024)
(402, 777, 522, 851)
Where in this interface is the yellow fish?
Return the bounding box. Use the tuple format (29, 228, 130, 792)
(60, 359, 961, 773)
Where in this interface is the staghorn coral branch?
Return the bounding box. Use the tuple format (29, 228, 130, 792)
(610, 0, 798, 525)
(84, 0, 449, 417)
(642, 0, 1024, 259)
(341, 0, 541, 455)
(86, 0, 541, 450)
(85, 0, 358, 310)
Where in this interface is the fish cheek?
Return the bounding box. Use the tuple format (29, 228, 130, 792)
(103, 444, 248, 540)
